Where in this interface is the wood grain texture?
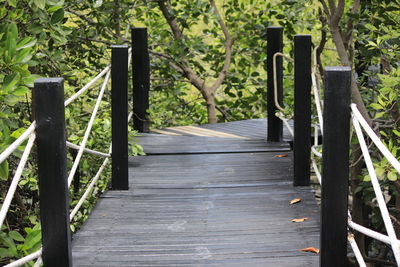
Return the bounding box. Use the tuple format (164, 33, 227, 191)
(72, 120, 319, 266)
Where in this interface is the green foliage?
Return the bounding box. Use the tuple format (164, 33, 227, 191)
(0, 223, 41, 265)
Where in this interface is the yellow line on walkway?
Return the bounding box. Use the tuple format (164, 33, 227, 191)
(152, 129, 182, 136)
(168, 125, 248, 139)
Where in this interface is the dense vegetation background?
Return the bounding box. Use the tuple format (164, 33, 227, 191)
(0, 0, 399, 265)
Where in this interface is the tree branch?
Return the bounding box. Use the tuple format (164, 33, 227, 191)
(157, 0, 183, 40)
(327, 0, 337, 18)
(319, 0, 331, 17)
(209, 0, 234, 93)
(343, 0, 360, 47)
(331, 0, 346, 26)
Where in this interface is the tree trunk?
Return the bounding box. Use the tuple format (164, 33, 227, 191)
(206, 96, 218, 124)
(329, 25, 372, 126)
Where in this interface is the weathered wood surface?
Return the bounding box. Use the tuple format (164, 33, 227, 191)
(152, 118, 293, 140)
(72, 119, 319, 266)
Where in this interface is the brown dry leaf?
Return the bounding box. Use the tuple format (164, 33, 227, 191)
(292, 217, 309, 223)
(274, 154, 288, 158)
(290, 198, 301, 205)
(299, 247, 320, 254)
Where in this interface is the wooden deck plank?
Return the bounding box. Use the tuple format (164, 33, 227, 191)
(72, 119, 319, 266)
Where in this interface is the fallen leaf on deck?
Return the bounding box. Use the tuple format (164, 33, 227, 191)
(290, 198, 301, 205)
(299, 247, 320, 254)
(274, 154, 288, 158)
(292, 217, 309, 222)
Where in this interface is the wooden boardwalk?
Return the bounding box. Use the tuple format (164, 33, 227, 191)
(72, 119, 320, 266)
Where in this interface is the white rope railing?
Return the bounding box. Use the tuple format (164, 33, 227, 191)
(67, 70, 111, 187)
(69, 145, 112, 220)
(66, 141, 110, 158)
(0, 134, 36, 228)
(273, 52, 294, 113)
(348, 234, 367, 267)
(272, 52, 294, 137)
(0, 60, 119, 266)
(3, 249, 42, 267)
(312, 46, 324, 134)
(0, 123, 36, 165)
(351, 104, 400, 265)
(64, 65, 111, 106)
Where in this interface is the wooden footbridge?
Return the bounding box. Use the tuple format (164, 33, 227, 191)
(7, 26, 397, 267)
(72, 119, 320, 266)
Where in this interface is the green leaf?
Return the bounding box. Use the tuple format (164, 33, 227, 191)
(51, 8, 64, 24)
(0, 160, 9, 181)
(370, 103, 382, 110)
(4, 94, 20, 106)
(13, 86, 29, 96)
(363, 174, 371, 182)
(374, 112, 385, 119)
(47, 5, 62, 12)
(23, 229, 41, 250)
(7, 0, 17, 7)
(15, 48, 33, 64)
(9, 231, 24, 242)
(5, 36, 17, 58)
(387, 171, 397, 181)
(375, 168, 385, 179)
(27, 23, 44, 34)
(16, 38, 37, 50)
(0, 247, 13, 258)
(11, 127, 27, 138)
(8, 24, 18, 39)
(34, 0, 46, 9)
(393, 130, 400, 137)
(2, 73, 20, 92)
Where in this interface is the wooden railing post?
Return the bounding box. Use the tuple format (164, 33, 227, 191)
(33, 78, 72, 266)
(111, 45, 129, 190)
(320, 67, 351, 267)
(132, 27, 150, 133)
(267, 26, 283, 142)
(293, 35, 312, 186)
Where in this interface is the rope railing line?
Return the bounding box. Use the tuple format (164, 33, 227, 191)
(276, 112, 294, 137)
(272, 52, 294, 136)
(128, 111, 133, 123)
(311, 47, 324, 134)
(352, 111, 400, 264)
(351, 104, 400, 173)
(4, 249, 42, 267)
(1, 47, 134, 266)
(33, 257, 42, 267)
(69, 145, 112, 220)
(67, 70, 111, 188)
(128, 48, 132, 67)
(311, 145, 322, 158)
(348, 220, 400, 246)
(0, 123, 36, 165)
(348, 233, 367, 267)
(66, 141, 110, 158)
(0, 134, 36, 228)
(64, 65, 111, 106)
(272, 52, 293, 113)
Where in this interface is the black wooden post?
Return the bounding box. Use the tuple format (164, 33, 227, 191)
(293, 35, 312, 186)
(267, 26, 283, 142)
(33, 78, 72, 267)
(111, 45, 129, 190)
(320, 67, 351, 267)
(132, 27, 150, 133)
